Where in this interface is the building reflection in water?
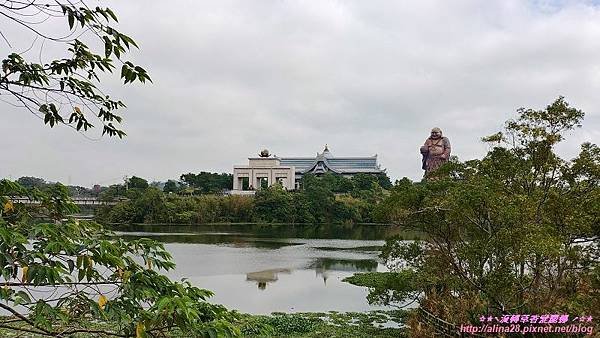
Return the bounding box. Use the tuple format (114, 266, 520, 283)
(245, 258, 378, 290)
(311, 258, 378, 285)
(246, 268, 292, 290)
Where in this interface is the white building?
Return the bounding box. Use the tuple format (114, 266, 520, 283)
(232, 155, 296, 191)
(232, 146, 385, 194)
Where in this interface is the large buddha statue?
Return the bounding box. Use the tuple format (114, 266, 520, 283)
(420, 127, 451, 176)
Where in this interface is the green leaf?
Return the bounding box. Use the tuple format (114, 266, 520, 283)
(68, 12, 75, 30)
(97, 7, 109, 21)
(103, 36, 112, 58)
(113, 44, 121, 59)
(105, 8, 118, 22)
(14, 290, 31, 306)
(67, 260, 75, 273)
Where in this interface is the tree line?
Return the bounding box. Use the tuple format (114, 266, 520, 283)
(11, 171, 234, 196)
(96, 173, 393, 225)
(8, 171, 394, 225)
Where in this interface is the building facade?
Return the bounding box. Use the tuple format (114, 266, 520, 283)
(232, 156, 296, 191)
(232, 146, 385, 193)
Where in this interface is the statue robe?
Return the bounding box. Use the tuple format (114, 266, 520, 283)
(420, 136, 451, 174)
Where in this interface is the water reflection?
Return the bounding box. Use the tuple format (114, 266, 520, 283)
(246, 268, 292, 290)
(310, 258, 378, 285)
(113, 224, 417, 314)
(311, 257, 378, 272)
(117, 233, 302, 249)
(112, 223, 422, 241)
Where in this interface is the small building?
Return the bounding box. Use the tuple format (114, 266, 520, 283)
(232, 146, 385, 193)
(232, 154, 296, 191)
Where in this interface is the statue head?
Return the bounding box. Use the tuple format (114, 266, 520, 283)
(430, 127, 442, 139)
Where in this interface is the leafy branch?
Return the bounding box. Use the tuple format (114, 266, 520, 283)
(1, 180, 239, 337)
(0, 1, 151, 138)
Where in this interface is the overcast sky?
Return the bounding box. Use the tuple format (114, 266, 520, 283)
(2, 0, 600, 186)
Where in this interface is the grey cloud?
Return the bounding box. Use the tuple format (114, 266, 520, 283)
(2, 0, 600, 186)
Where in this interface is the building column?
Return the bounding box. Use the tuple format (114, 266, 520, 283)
(233, 170, 240, 190)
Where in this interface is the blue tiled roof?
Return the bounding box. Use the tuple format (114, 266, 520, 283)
(276, 146, 384, 175)
(328, 158, 378, 168)
(280, 156, 382, 173)
(279, 158, 314, 170)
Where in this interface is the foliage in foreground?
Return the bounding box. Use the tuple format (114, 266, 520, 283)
(0, 311, 407, 338)
(0, 180, 238, 337)
(353, 97, 600, 335)
(0, 1, 151, 138)
(236, 311, 407, 338)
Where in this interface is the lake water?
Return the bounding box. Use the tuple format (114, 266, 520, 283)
(115, 224, 418, 314)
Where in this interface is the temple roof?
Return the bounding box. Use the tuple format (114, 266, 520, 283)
(279, 145, 383, 174)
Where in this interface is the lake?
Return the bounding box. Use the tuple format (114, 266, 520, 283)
(114, 224, 419, 314)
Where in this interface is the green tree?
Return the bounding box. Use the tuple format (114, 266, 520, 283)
(133, 187, 167, 223)
(219, 195, 254, 223)
(376, 173, 393, 189)
(96, 198, 136, 225)
(67, 185, 93, 197)
(0, 180, 238, 336)
(16, 176, 46, 189)
(194, 195, 223, 223)
(351, 97, 600, 334)
(334, 195, 371, 223)
(291, 193, 316, 223)
(302, 174, 336, 223)
(128, 176, 149, 190)
(180, 172, 233, 194)
(98, 183, 127, 201)
(254, 184, 295, 223)
(350, 174, 386, 206)
(0, 2, 238, 336)
(320, 172, 354, 193)
(163, 180, 182, 194)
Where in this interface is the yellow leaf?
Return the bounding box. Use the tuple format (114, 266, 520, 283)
(3, 201, 14, 213)
(146, 259, 152, 270)
(74, 106, 82, 114)
(136, 322, 145, 338)
(21, 266, 28, 283)
(98, 295, 107, 310)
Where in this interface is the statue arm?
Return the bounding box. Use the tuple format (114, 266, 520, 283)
(442, 137, 451, 159)
(420, 139, 430, 154)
